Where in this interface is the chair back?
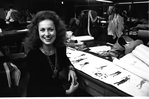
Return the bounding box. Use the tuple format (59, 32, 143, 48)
(3, 62, 21, 87)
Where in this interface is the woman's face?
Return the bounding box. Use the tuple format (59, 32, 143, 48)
(38, 19, 56, 45)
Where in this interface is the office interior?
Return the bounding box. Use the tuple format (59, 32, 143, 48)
(0, 0, 149, 97)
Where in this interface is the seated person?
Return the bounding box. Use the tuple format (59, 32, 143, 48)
(5, 4, 22, 30)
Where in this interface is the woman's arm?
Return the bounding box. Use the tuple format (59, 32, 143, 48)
(58, 46, 78, 94)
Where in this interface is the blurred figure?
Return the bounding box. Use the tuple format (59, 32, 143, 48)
(106, 5, 143, 58)
(5, 4, 21, 30)
(69, 14, 79, 34)
(107, 5, 124, 41)
(25, 9, 33, 22)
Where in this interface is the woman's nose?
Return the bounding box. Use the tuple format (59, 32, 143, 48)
(45, 30, 50, 35)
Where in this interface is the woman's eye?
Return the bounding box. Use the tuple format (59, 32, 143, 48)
(48, 28, 54, 32)
(39, 28, 54, 32)
(40, 28, 45, 32)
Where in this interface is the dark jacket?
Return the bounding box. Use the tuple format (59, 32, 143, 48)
(26, 46, 72, 97)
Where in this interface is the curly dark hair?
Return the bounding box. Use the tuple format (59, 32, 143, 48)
(24, 10, 66, 52)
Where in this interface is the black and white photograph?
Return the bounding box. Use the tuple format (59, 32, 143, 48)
(0, 0, 149, 97)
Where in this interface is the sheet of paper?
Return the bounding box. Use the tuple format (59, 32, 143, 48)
(89, 45, 111, 53)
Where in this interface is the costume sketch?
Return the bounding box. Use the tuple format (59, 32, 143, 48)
(114, 75, 130, 86)
(109, 71, 121, 77)
(136, 79, 146, 89)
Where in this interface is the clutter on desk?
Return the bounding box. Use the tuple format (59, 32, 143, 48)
(66, 45, 149, 96)
(66, 33, 92, 50)
(66, 31, 94, 43)
(113, 44, 149, 81)
(72, 35, 94, 42)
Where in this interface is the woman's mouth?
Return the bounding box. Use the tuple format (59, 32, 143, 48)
(44, 36, 53, 41)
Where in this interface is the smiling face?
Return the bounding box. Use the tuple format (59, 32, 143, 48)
(38, 19, 56, 46)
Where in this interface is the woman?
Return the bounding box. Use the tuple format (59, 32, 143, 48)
(24, 10, 78, 97)
(106, 5, 143, 58)
(107, 5, 124, 41)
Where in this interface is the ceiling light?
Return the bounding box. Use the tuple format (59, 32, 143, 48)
(118, 1, 149, 4)
(61, 1, 64, 4)
(96, 0, 113, 3)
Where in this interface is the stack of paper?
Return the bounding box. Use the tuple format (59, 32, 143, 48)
(72, 35, 94, 42)
(113, 44, 149, 81)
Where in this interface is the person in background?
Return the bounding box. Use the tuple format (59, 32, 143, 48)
(25, 9, 33, 22)
(105, 5, 143, 58)
(74, 11, 88, 36)
(69, 14, 79, 34)
(107, 5, 124, 42)
(121, 10, 128, 26)
(5, 4, 21, 29)
(24, 10, 78, 97)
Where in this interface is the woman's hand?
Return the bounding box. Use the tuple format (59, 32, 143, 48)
(68, 69, 77, 85)
(66, 81, 79, 95)
(66, 66, 79, 95)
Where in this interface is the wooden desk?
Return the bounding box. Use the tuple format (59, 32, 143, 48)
(76, 70, 131, 96)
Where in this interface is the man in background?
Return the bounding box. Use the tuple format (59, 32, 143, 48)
(5, 4, 21, 30)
